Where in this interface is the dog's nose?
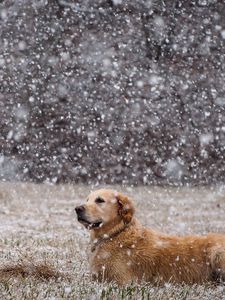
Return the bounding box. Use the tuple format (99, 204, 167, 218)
(75, 205, 85, 215)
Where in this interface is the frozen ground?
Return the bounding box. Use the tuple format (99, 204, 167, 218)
(0, 182, 225, 299)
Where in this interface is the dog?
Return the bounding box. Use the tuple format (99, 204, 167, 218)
(75, 189, 225, 285)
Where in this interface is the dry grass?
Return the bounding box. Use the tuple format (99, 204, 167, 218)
(0, 261, 64, 281)
(0, 182, 225, 299)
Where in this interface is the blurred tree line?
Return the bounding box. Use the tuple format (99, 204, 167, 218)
(0, 0, 225, 185)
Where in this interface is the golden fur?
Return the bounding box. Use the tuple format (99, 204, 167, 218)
(75, 189, 225, 285)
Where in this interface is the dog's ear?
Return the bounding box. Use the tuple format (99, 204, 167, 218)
(116, 193, 135, 224)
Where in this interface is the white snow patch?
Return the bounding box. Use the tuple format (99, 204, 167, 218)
(18, 41, 26, 51)
(112, 0, 122, 4)
(155, 239, 170, 248)
(164, 159, 184, 180)
(221, 30, 225, 39)
(199, 133, 214, 146)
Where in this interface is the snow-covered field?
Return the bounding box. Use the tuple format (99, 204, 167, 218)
(1, 182, 225, 299)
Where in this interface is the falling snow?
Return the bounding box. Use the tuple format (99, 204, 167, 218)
(0, 1, 225, 186)
(0, 2, 225, 297)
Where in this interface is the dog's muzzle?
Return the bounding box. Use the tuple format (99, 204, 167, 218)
(75, 205, 102, 229)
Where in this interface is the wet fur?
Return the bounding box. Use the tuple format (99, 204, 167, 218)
(77, 189, 225, 285)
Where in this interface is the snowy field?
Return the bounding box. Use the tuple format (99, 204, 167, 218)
(1, 182, 225, 299)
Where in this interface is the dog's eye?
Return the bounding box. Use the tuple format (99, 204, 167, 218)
(95, 197, 105, 204)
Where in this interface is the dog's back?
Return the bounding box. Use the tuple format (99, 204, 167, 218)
(90, 219, 225, 284)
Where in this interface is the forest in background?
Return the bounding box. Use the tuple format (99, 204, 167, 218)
(0, 0, 225, 185)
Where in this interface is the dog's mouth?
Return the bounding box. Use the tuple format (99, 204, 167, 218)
(77, 217, 103, 229)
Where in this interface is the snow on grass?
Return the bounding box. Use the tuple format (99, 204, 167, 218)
(0, 182, 225, 299)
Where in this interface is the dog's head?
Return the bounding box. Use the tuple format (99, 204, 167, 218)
(75, 189, 135, 231)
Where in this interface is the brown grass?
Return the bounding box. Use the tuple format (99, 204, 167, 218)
(0, 183, 225, 299)
(0, 261, 64, 281)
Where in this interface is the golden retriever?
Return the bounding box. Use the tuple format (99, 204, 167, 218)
(75, 189, 225, 285)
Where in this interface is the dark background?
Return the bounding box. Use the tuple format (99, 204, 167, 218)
(0, 0, 225, 185)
